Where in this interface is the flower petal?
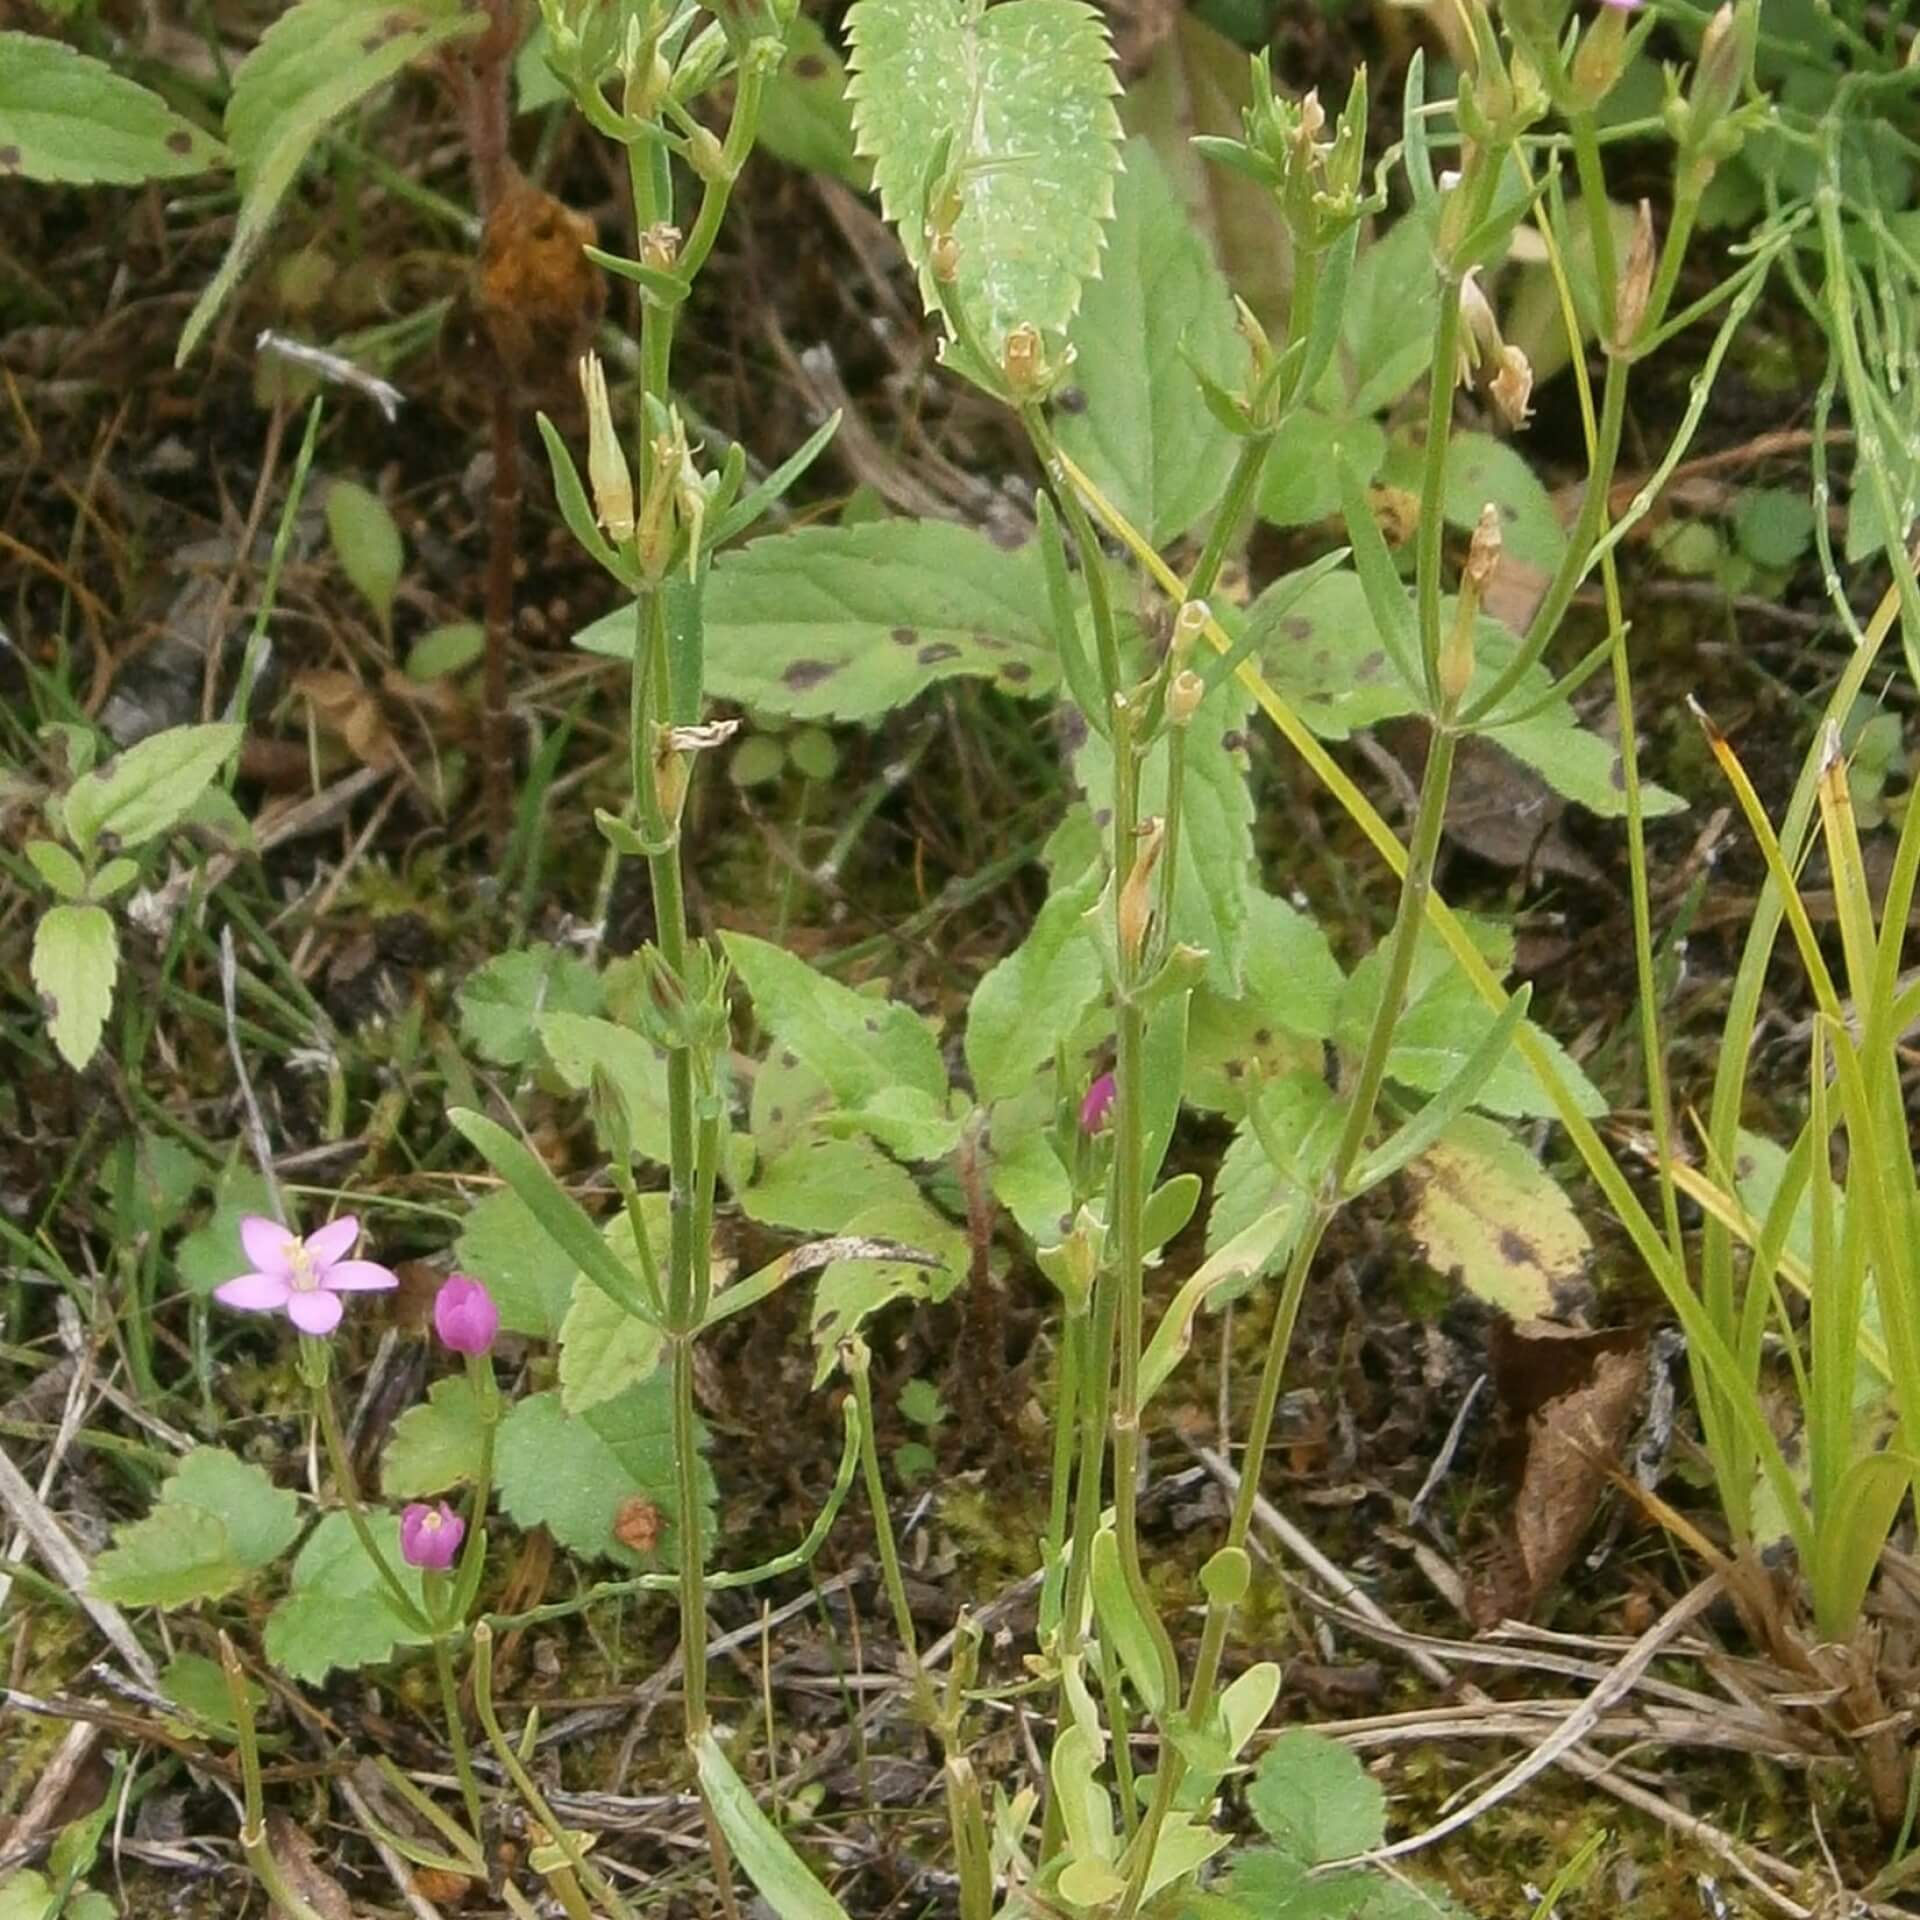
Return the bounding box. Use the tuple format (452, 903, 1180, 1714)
(286, 1288, 344, 1336)
(303, 1214, 361, 1273)
(323, 1260, 400, 1293)
(214, 1271, 292, 1313)
(239, 1215, 298, 1279)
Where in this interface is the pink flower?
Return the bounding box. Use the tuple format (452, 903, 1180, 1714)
(214, 1215, 398, 1337)
(1080, 1072, 1116, 1134)
(399, 1501, 465, 1572)
(1598, 0, 1642, 10)
(434, 1273, 500, 1355)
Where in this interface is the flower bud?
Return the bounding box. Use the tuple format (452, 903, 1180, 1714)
(434, 1273, 500, 1355)
(400, 1501, 465, 1572)
(1080, 1072, 1116, 1134)
(1003, 323, 1048, 400)
(686, 124, 730, 186)
(1691, 1, 1754, 136)
(1571, 0, 1635, 104)
(930, 231, 962, 285)
(577, 353, 635, 544)
(640, 222, 682, 272)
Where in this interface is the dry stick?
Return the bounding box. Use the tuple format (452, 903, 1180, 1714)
(464, 0, 519, 854)
(335, 1774, 447, 1920)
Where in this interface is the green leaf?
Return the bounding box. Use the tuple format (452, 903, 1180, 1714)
(1200, 1074, 1339, 1289)
(757, 15, 866, 186)
(1404, 1113, 1591, 1318)
(740, 1132, 926, 1234)
(176, 0, 487, 364)
(264, 1510, 431, 1681)
(457, 944, 604, 1068)
(24, 839, 85, 899)
(1257, 412, 1388, 529)
(1735, 485, 1817, 570)
(1442, 431, 1566, 582)
(1184, 889, 1344, 1116)
(91, 1447, 299, 1607)
(496, 1377, 712, 1568)
(1057, 137, 1242, 545)
(1090, 1526, 1166, 1713)
(574, 521, 1058, 722)
(405, 620, 485, 681)
(809, 1198, 965, 1386)
(325, 479, 404, 632)
(558, 1203, 671, 1414)
(380, 1375, 488, 1496)
(62, 722, 243, 854)
(1246, 1727, 1385, 1865)
(455, 1187, 575, 1339)
(0, 32, 224, 184)
(32, 903, 116, 1071)
(965, 867, 1104, 1102)
(450, 1109, 655, 1324)
(696, 1732, 853, 1920)
(846, 0, 1122, 354)
(725, 933, 947, 1110)
(539, 1011, 673, 1164)
(161, 1650, 262, 1733)
(172, 1158, 273, 1297)
(1342, 210, 1442, 415)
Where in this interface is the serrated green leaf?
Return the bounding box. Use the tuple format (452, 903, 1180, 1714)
(809, 1198, 965, 1386)
(167, 1447, 302, 1566)
(0, 32, 224, 185)
(559, 1203, 670, 1414)
(0, 1870, 114, 1920)
(739, 1131, 925, 1233)
(32, 903, 117, 1071)
(1342, 210, 1442, 416)
(62, 723, 242, 855)
(1256, 412, 1388, 528)
(1058, 137, 1242, 545)
(696, 1732, 853, 1920)
(725, 933, 947, 1111)
(380, 1375, 488, 1496)
(1185, 890, 1344, 1117)
(574, 521, 1058, 722)
(1247, 1727, 1385, 1864)
(846, 0, 1122, 353)
(758, 15, 865, 186)
(835, 1085, 965, 1162)
(965, 867, 1104, 1102)
(455, 1187, 575, 1339)
(161, 1650, 262, 1733)
(1441, 431, 1566, 583)
(325, 479, 404, 632)
(538, 1011, 673, 1164)
(1405, 1113, 1590, 1316)
(177, 0, 487, 364)
(91, 1505, 246, 1609)
(496, 1376, 712, 1568)
(457, 944, 604, 1068)
(1201, 1073, 1339, 1291)
(91, 1447, 298, 1607)
(264, 1510, 431, 1681)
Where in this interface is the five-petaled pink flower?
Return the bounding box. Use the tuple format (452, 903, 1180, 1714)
(434, 1273, 500, 1356)
(400, 1501, 465, 1571)
(1080, 1072, 1116, 1134)
(214, 1215, 398, 1336)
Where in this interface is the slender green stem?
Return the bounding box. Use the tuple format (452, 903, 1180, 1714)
(313, 1379, 430, 1633)
(1023, 404, 1124, 701)
(1569, 111, 1620, 342)
(223, 1636, 329, 1920)
(1188, 430, 1274, 607)
(432, 1634, 486, 1842)
(470, 1625, 639, 1920)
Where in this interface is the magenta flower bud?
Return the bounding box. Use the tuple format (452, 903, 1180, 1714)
(399, 1501, 465, 1571)
(1080, 1072, 1116, 1134)
(434, 1273, 500, 1355)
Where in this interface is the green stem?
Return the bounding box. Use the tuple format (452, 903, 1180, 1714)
(1187, 430, 1273, 607)
(1023, 404, 1124, 702)
(1569, 110, 1620, 343)
(470, 1624, 640, 1920)
(313, 1377, 430, 1634)
(432, 1633, 486, 1843)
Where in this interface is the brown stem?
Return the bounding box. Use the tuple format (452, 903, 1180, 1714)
(465, 0, 519, 851)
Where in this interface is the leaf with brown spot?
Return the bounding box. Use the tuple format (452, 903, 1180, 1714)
(1404, 1114, 1590, 1319)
